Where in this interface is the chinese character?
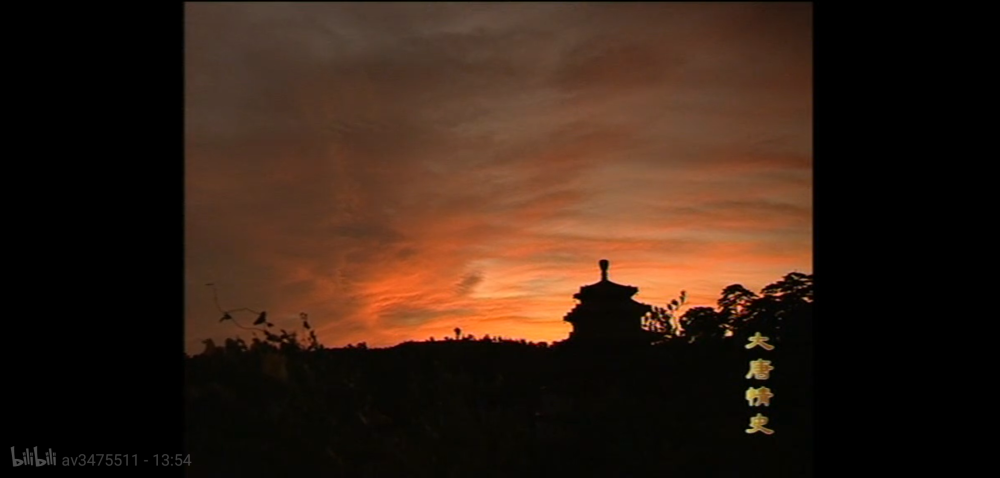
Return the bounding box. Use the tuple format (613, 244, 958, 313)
(745, 332, 774, 351)
(746, 413, 774, 435)
(746, 386, 774, 407)
(746, 359, 774, 380)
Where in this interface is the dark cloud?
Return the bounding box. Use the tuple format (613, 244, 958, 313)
(455, 272, 484, 297)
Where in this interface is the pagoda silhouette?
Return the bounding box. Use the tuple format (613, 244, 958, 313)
(563, 259, 659, 345)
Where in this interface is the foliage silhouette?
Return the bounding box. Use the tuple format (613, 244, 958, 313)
(641, 289, 685, 341)
(206, 284, 322, 352)
(718, 283, 758, 331)
(678, 306, 727, 342)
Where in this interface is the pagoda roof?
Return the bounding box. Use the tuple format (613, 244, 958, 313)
(563, 299, 652, 323)
(573, 260, 640, 301)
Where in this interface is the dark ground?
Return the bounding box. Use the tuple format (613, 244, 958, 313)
(185, 335, 812, 477)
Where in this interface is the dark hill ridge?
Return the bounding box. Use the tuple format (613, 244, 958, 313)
(185, 337, 812, 477)
(186, 272, 813, 476)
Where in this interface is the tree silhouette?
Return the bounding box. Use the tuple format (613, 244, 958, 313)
(761, 272, 813, 303)
(731, 272, 814, 344)
(760, 272, 813, 347)
(678, 306, 727, 342)
(717, 284, 758, 334)
(642, 290, 686, 341)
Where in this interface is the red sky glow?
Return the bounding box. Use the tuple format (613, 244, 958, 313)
(185, 2, 812, 352)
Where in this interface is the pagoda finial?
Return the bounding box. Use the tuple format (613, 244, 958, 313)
(599, 259, 609, 281)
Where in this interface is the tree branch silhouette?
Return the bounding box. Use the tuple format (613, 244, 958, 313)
(206, 283, 321, 350)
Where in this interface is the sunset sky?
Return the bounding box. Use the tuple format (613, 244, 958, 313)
(184, 2, 812, 352)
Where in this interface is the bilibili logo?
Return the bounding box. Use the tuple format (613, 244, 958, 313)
(11, 447, 56, 467)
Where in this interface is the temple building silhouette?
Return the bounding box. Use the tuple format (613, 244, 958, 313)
(563, 260, 659, 344)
